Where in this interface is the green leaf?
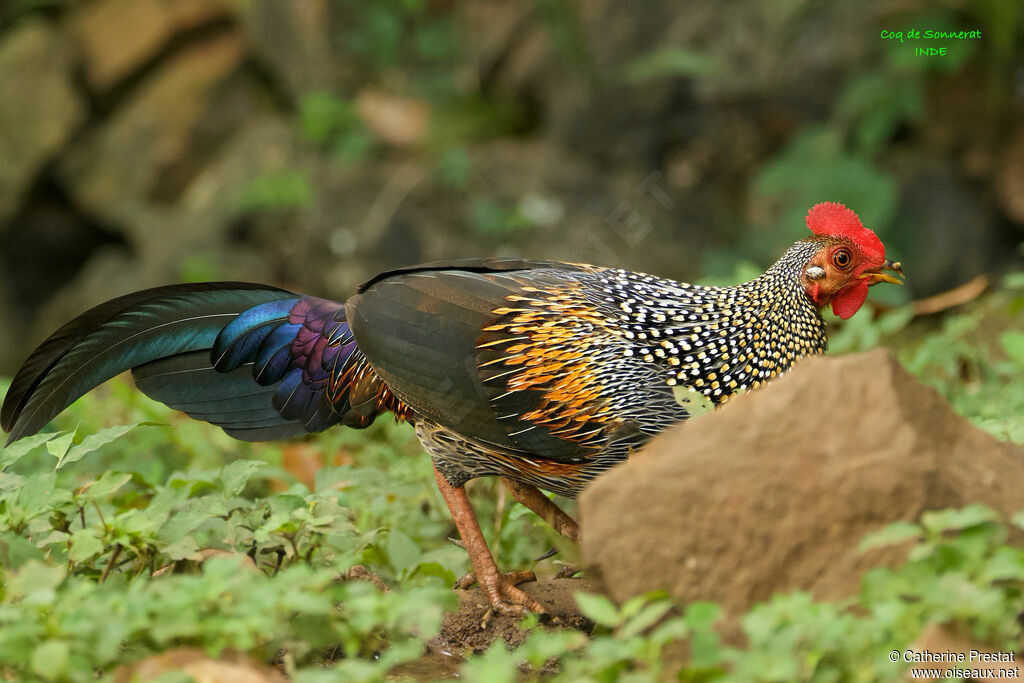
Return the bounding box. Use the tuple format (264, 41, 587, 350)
(649, 616, 690, 645)
(314, 466, 352, 493)
(878, 305, 915, 336)
(684, 601, 721, 631)
(0, 432, 60, 470)
(1012, 509, 1024, 531)
(672, 385, 715, 417)
(410, 561, 456, 585)
(68, 529, 104, 563)
(575, 591, 621, 628)
(81, 472, 133, 500)
(31, 640, 69, 681)
(46, 430, 76, 463)
(858, 521, 922, 551)
(220, 460, 266, 497)
(921, 505, 1000, 534)
(619, 600, 674, 640)
(689, 626, 723, 670)
(982, 546, 1024, 582)
(7, 560, 64, 605)
(0, 471, 25, 492)
(162, 537, 202, 561)
(460, 638, 519, 683)
(1000, 330, 1024, 366)
(438, 146, 471, 189)
(1002, 271, 1024, 290)
(0, 532, 45, 568)
(386, 528, 421, 573)
(58, 423, 161, 469)
(19, 473, 71, 520)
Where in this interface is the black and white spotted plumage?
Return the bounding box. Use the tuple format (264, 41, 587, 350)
(353, 240, 833, 497)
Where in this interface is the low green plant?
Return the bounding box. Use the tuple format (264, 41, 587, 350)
(0, 368, 564, 679)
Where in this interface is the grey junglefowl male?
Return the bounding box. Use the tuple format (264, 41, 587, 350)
(1, 201, 903, 614)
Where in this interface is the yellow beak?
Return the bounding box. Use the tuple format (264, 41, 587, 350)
(860, 259, 904, 286)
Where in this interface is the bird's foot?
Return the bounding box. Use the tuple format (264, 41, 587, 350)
(454, 568, 536, 590)
(455, 568, 546, 617)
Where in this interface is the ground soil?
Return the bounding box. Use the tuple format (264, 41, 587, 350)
(390, 576, 600, 679)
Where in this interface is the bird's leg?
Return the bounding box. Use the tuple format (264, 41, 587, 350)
(501, 478, 581, 578)
(500, 477, 579, 542)
(433, 465, 546, 615)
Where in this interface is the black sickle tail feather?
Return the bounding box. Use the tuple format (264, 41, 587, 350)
(2, 283, 390, 445)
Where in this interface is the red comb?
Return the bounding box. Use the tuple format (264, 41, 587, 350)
(805, 202, 885, 263)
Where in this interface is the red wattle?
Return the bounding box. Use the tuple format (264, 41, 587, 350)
(831, 281, 869, 319)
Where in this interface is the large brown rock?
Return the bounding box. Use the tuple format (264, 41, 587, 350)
(241, 0, 338, 99)
(580, 350, 1024, 616)
(0, 21, 84, 224)
(73, 0, 234, 92)
(58, 33, 245, 231)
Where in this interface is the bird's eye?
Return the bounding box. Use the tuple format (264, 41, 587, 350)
(832, 249, 852, 269)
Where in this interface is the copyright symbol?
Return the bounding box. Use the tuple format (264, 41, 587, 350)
(889, 650, 901, 662)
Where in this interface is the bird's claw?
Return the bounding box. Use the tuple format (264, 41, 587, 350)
(484, 578, 547, 617)
(455, 568, 536, 591)
(455, 569, 546, 617)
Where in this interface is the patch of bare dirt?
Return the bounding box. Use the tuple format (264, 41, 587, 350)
(580, 350, 1024, 632)
(384, 576, 598, 679)
(432, 576, 598, 655)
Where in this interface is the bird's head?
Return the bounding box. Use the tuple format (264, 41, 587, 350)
(799, 202, 903, 319)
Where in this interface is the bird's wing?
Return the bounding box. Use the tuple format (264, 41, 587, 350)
(346, 260, 647, 462)
(355, 257, 586, 293)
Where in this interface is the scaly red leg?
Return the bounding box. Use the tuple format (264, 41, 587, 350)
(500, 477, 579, 542)
(433, 465, 546, 615)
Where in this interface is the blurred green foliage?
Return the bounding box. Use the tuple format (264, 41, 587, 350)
(621, 47, 720, 83)
(237, 169, 315, 213)
(468, 197, 535, 238)
(340, 0, 460, 84)
(437, 146, 472, 189)
(297, 91, 377, 165)
(753, 126, 899, 251)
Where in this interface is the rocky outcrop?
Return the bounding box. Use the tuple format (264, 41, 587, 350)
(580, 350, 1024, 616)
(0, 21, 84, 224)
(73, 0, 232, 93)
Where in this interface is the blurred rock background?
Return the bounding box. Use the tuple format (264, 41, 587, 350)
(0, 0, 1021, 374)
